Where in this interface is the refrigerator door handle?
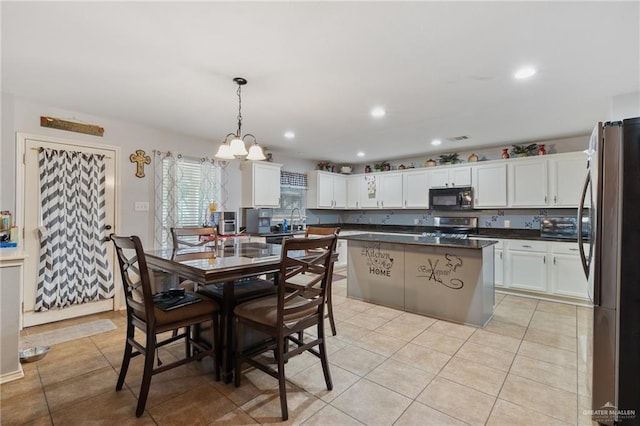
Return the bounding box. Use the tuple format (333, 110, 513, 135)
(577, 171, 591, 279)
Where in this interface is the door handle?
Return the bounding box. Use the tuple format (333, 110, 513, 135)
(105, 225, 112, 230)
(577, 172, 591, 279)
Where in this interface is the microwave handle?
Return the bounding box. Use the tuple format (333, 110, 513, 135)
(457, 192, 462, 206)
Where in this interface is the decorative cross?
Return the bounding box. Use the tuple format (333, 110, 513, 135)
(129, 150, 151, 178)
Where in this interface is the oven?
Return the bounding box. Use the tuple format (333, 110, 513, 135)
(429, 187, 473, 211)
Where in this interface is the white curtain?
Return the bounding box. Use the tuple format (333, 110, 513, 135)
(36, 148, 114, 311)
(154, 151, 223, 249)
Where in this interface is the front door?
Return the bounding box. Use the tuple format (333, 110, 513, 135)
(19, 134, 119, 327)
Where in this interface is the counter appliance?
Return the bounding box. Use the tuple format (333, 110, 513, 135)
(244, 208, 273, 234)
(429, 187, 473, 211)
(581, 117, 640, 424)
(211, 211, 237, 235)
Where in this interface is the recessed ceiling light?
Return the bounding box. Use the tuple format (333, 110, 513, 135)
(284, 131, 295, 139)
(357, 151, 365, 157)
(370, 107, 386, 118)
(514, 66, 537, 80)
(431, 139, 442, 146)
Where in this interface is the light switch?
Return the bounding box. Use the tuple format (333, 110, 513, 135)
(135, 202, 149, 212)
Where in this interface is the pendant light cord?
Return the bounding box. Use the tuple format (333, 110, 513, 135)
(236, 84, 243, 137)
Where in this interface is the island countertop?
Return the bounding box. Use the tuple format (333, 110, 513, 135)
(340, 233, 498, 249)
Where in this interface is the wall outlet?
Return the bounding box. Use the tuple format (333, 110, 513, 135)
(503, 219, 510, 228)
(135, 201, 149, 212)
(414, 218, 420, 225)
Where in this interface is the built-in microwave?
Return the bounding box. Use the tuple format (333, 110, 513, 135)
(429, 187, 473, 210)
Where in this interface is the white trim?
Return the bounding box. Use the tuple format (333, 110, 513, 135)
(23, 299, 114, 327)
(15, 133, 122, 322)
(0, 365, 24, 384)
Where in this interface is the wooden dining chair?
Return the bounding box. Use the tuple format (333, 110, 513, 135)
(233, 234, 337, 421)
(170, 227, 219, 292)
(304, 226, 340, 336)
(111, 235, 220, 417)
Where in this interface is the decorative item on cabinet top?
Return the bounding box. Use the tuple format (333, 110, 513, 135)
(425, 159, 437, 167)
(438, 153, 459, 165)
(468, 153, 479, 162)
(374, 161, 391, 171)
(510, 143, 538, 158)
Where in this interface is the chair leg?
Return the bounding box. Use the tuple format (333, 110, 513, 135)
(136, 332, 156, 417)
(318, 321, 333, 391)
(277, 336, 288, 421)
(116, 322, 135, 391)
(234, 319, 243, 388)
(212, 314, 220, 382)
(327, 286, 337, 336)
(185, 325, 192, 358)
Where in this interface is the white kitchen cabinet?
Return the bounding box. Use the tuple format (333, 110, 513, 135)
(241, 161, 282, 207)
(306, 171, 346, 209)
(549, 242, 591, 300)
(1, 250, 26, 384)
(549, 153, 588, 207)
(358, 173, 403, 208)
(346, 176, 361, 208)
(403, 170, 430, 208)
(472, 163, 508, 208)
(508, 158, 548, 207)
(428, 166, 471, 188)
(506, 240, 548, 293)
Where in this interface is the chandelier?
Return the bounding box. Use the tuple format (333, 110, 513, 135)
(215, 77, 266, 161)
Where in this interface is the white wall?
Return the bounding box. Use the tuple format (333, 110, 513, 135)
(1, 94, 234, 247)
(610, 91, 640, 120)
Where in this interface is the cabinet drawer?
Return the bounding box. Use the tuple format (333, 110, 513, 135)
(550, 242, 588, 255)
(507, 240, 547, 252)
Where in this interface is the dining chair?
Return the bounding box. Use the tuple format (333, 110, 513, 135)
(170, 226, 219, 292)
(304, 226, 340, 336)
(233, 234, 338, 421)
(111, 234, 220, 417)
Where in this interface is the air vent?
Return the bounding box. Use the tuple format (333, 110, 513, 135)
(448, 135, 470, 142)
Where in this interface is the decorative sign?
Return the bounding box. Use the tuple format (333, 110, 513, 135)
(416, 253, 465, 289)
(360, 243, 395, 276)
(129, 150, 151, 178)
(40, 116, 104, 137)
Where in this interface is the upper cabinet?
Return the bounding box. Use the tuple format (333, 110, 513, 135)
(358, 172, 404, 208)
(346, 176, 361, 208)
(428, 166, 471, 188)
(508, 152, 587, 208)
(472, 163, 508, 208)
(242, 161, 282, 207)
(403, 170, 430, 208)
(307, 171, 346, 209)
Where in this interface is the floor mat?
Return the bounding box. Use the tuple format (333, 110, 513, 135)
(332, 273, 347, 282)
(20, 319, 117, 350)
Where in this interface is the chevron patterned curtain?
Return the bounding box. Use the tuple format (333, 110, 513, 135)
(36, 148, 114, 311)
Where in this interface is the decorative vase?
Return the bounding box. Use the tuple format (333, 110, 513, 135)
(501, 149, 510, 159)
(425, 159, 437, 167)
(468, 153, 479, 163)
(398, 164, 406, 170)
(537, 144, 547, 155)
(383, 164, 391, 171)
(365, 165, 372, 173)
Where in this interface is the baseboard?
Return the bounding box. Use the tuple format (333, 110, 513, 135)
(0, 365, 24, 384)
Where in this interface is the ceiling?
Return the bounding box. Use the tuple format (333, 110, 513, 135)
(2, 2, 639, 163)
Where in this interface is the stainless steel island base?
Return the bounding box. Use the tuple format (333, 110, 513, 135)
(344, 234, 496, 327)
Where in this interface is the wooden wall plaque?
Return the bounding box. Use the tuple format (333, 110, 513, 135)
(40, 116, 104, 137)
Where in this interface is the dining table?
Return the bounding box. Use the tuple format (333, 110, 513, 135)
(144, 240, 334, 383)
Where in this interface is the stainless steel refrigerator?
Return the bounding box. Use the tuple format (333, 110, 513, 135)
(579, 117, 640, 425)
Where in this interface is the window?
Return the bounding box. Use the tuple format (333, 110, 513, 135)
(273, 171, 307, 220)
(154, 153, 220, 249)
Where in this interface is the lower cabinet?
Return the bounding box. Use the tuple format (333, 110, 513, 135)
(549, 242, 590, 300)
(506, 240, 548, 293)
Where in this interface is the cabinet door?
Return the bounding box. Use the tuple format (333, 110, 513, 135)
(450, 166, 471, 187)
(333, 175, 347, 208)
(550, 253, 590, 299)
(379, 173, 403, 208)
(317, 173, 335, 208)
(253, 163, 281, 206)
(550, 154, 587, 207)
(509, 159, 548, 207)
(508, 250, 547, 292)
(495, 249, 504, 288)
(347, 176, 361, 208)
(428, 168, 450, 188)
(360, 175, 379, 208)
(473, 164, 507, 208)
(403, 171, 430, 208)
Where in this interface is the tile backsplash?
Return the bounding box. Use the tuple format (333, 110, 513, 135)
(306, 208, 577, 230)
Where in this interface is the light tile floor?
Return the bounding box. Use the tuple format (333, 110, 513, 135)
(1, 278, 594, 425)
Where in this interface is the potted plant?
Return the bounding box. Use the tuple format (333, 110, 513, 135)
(374, 161, 390, 171)
(439, 153, 459, 165)
(510, 143, 538, 157)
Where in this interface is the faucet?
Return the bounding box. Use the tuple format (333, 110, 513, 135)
(290, 208, 303, 231)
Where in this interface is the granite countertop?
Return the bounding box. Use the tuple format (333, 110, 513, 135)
(311, 223, 579, 243)
(340, 233, 497, 249)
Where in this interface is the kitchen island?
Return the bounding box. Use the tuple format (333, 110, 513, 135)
(341, 233, 497, 327)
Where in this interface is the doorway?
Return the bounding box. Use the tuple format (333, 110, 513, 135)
(16, 133, 120, 327)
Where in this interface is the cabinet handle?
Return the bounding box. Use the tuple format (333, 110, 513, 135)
(554, 195, 557, 204)
(522, 244, 532, 248)
(356, 201, 359, 208)
(500, 252, 502, 259)
(553, 256, 556, 265)
(381, 200, 384, 207)
(475, 198, 478, 205)
(568, 248, 578, 251)
(543, 255, 546, 264)
(404, 200, 407, 207)
(451, 182, 455, 186)
(445, 183, 449, 187)
(544, 196, 547, 203)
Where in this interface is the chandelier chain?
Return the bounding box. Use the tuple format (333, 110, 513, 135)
(236, 84, 242, 136)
